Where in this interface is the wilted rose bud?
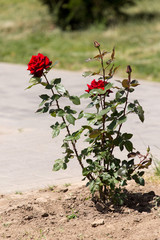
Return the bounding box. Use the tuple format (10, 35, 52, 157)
(126, 65, 132, 73)
(94, 41, 100, 48)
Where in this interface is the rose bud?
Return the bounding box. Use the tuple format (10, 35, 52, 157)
(94, 41, 100, 48)
(126, 65, 132, 73)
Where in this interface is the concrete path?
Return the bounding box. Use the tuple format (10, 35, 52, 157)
(0, 63, 160, 193)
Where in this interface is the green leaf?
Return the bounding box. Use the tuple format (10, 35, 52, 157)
(99, 107, 110, 116)
(53, 78, 61, 85)
(137, 105, 144, 122)
(29, 77, 41, 84)
(86, 159, 93, 165)
(124, 141, 133, 152)
(55, 83, 66, 94)
(36, 105, 49, 113)
(122, 133, 133, 140)
(80, 93, 90, 98)
(62, 163, 67, 170)
(82, 71, 92, 77)
(108, 119, 117, 131)
(104, 82, 113, 91)
(89, 130, 101, 139)
(66, 114, 76, 125)
(139, 177, 145, 186)
(64, 106, 77, 114)
(49, 109, 56, 117)
(128, 103, 135, 111)
(116, 89, 125, 99)
(118, 115, 127, 125)
(69, 96, 80, 105)
(82, 167, 90, 176)
(52, 128, 60, 138)
(132, 174, 145, 186)
(51, 122, 61, 138)
(78, 111, 84, 119)
(53, 158, 63, 171)
(131, 80, 140, 87)
(39, 94, 50, 100)
(57, 109, 65, 117)
(51, 94, 61, 101)
(60, 122, 66, 129)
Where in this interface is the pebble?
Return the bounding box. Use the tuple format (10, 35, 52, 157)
(41, 212, 49, 218)
(95, 202, 105, 212)
(91, 219, 105, 227)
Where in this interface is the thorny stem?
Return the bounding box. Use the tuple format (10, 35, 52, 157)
(111, 70, 131, 155)
(43, 73, 93, 181)
(98, 47, 107, 197)
(98, 47, 106, 163)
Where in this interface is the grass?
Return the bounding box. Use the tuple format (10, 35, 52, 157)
(1, 0, 160, 81)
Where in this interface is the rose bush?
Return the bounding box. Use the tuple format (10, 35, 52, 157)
(27, 42, 152, 204)
(27, 53, 52, 77)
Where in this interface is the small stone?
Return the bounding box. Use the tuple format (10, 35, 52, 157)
(35, 197, 48, 203)
(41, 213, 49, 218)
(6, 235, 11, 238)
(59, 188, 68, 193)
(65, 195, 76, 200)
(24, 215, 33, 220)
(91, 219, 105, 227)
(95, 202, 105, 212)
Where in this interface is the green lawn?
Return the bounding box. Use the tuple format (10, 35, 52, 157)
(0, 0, 160, 81)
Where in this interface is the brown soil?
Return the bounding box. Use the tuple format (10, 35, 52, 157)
(0, 180, 160, 240)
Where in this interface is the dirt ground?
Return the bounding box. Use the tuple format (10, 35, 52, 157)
(0, 178, 160, 240)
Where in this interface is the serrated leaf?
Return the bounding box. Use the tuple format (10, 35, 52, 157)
(39, 94, 50, 100)
(82, 71, 92, 77)
(116, 89, 125, 99)
(99, 107, 110, 116)
(124, 141, 133, 152)
(53, 163, 61, 171)
(118, 115, 127, 125)
(53, 158, 63, 171)
(89, 130, 101, 138)
(108, 119, 117, 131)
(137, 105, 144, 122)
(57, 109, 65, 117)
(131, 79, 140, 87)
(49, 109, 56, 117)
(128, 103, 135, 111)
(55, 83, 66, 94)
(52, 128, 60, 138)
(69, 96, 80, 105)
(51, 94, 61, 101)
(25, 84, 37, 89)
(122, 133, 133, 140)
(78, 111, 83, 119)
(64, 106, 77, 114)
(82, 167, 90, 176)
(29, 77, 41, 84)
(66, 114, 75, 125)
(53, 78, 61, 85)
(80, 93, 90, 98)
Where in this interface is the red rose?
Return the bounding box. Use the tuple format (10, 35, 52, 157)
(85, 79, 112, 96)
(27, 53, 52, 77)
(85, 79, 104, 93)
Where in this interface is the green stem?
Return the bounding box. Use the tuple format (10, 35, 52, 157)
(111, 71, 131, 155)
(43, 73, 93, 181)
(98, 47, 106, 169)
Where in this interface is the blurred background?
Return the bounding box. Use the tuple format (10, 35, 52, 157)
(0, 0, 160, 81)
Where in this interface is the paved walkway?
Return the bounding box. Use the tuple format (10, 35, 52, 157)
(0, 63, 160, 193)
